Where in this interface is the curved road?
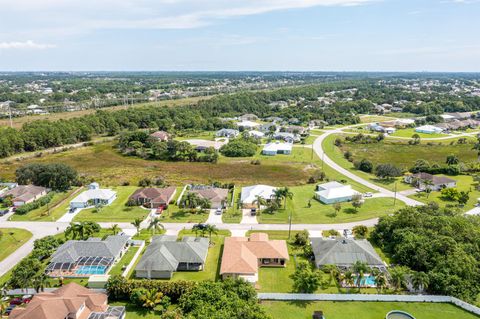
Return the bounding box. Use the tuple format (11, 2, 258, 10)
(313, 128, 423, 206)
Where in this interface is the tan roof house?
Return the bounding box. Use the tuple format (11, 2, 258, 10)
(190, 186, 229, 209)
(1, 185, 48, 207)
(129, 187, 177, 208)
(220, 233, 289, 283)
(150, 130, 171, 142)
(9, 283, 125, 319)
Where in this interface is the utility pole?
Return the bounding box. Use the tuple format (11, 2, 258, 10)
(288, 211, 292, 239)
(393, 182, 397, 207)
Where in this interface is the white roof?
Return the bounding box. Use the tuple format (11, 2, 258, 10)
(249, 130, 265, 137)
(263, 142, 292, 153)
(236, 120, 260, 128)
(396, 118, 415, 125)
(71, 188, 116, 204)
(317, 181, 345, 190)
(184, 139, 228, 150)
(415, 125, 443, 132)
(240, 185, 277, 204)
(316, 185, 359, 200)
(441, 114, 455, 120)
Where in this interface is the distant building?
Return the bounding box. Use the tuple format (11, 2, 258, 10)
(262, 142, 292, 156)
(129, 187, 177, 209)
(216, 128, 239, 138)
(415, 125, 443, 134)
(239, 114, 259, 121)
(404, 172, 456, 191)
(236, 120, 260, 130)
(184, 139, 227, 151)
(150, 131, 171, 142)
(70, 183, 116, 209)
(0, 185, 48, 207)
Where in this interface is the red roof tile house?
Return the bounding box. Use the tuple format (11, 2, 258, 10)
(129, 187, 177, 208)
(220, 233, 289, 283)
(9, 283, 125, 319)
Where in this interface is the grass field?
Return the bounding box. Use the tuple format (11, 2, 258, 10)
(0, 96, 211, 129)
(258, 185, 404, 224)
(0, 228, 32, 262)
(9, 188, 81, 221)
(73, 186, 150, 222)
(359, 115, 396, 123)
(261, 301, 479, 319)
(109, 246, 140, 276)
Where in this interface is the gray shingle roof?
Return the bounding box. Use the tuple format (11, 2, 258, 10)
(311, 238, 384, 268)
(51, 235, 129, 264)
(135, 236, 209, 272)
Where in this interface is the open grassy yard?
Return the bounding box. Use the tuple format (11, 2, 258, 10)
(109, 246, 140, 276)
(390, 127, 447, 138)
(258, 185, 404, 224)
(222, 187, 242, 223)
(261, 301, 479, 319)
(408, 175, 480, 212)
(10, 188, 81, 221)
(0, 228, 32, 262)
(73, 186, 150, 222)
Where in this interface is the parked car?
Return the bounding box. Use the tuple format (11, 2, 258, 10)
(215, 208, 222, 215)
(250, 208, 257, 216)
(9, 298, 22, 305)
(0, 209, 9, 216)
(363, 192, 373, 198)
(5, 305, 17, 315)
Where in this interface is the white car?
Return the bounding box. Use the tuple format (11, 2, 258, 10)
(363, 192, 373, 198)
(215, 208, 223, 215)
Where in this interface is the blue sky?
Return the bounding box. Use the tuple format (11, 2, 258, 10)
(0, 0, 479, 71)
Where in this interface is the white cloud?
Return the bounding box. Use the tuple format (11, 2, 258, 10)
(0, 40, 56, 50)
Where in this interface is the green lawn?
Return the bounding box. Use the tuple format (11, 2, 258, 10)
(159, 207, 209, 223)
(73, 186, 150, 222)
(0, 228, 32, 262)
(390, 127, 447, 138)
(109, 246, 140, 276)
(110, 302, 164, 319)
(262, 301, 479, 319)
(223, 187, 242, 223)
(258, 185, 404, 224)
(10, 188, 81, 221)
(174, 131, 216, 141)
(359, 115, 397, 123)
(408, 175, 480, 212)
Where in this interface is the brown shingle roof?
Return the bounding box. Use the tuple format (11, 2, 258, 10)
(412, 173, 456, 185)
(220, 233, 289, 275)
(191, 188, 228, 203)
(1, 185, 47, 202)
(130, 187, 177, 204)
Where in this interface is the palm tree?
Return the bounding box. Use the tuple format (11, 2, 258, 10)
(390, 266, 408, 291)
(411, 271, 429, 292)
(273, 189, 284, 204)
(204, 224, 218, 244)
(422, 179, 434, 198)
(110, 224, 120, 235)
(372, 269, 387, 293)
(64, 223, 78, 239)
(0, 300, 10, 317)
(252, 195, 267, 210)
(33, 274, 50, 293)
(280, 187, 293, 209)
(148, 217, 164, 235)
(343, 271, 355, 292)
(352, 261, 370, 288)
(139, 289, 164, 309)
(131, 218, 142, 235)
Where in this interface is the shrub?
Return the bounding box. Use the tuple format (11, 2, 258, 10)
(220, 139, 257, 157)
(14, 192, 55, 215)
(355, 159, 373, 173)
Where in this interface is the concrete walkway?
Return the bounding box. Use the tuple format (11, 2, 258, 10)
(240, 209, 258, 224)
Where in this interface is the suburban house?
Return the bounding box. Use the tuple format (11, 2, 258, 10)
(367, 123, 396, 134)
(0, 184, 48, 207)
(248, 130, 265, 139)
(185, 139, 228, 151)
(190, 185, 229, 209)
(236, 120, 260, 130)
(150, 130, 171, 142)
(9, 283, 126, 319)
(216, 128, 239, 138)
(273, 132, 300, 143)
(415, 125, 443, 134)
(315, 181, 360, 204)
(284, 125, 307, 135)
(46, 235, 129, 277)
(129, 186, 177, 208)
(135, 235, 209, 279)
(220, 233, 289, 283)
(240, 185, 277, 208)
(0, 182, 17, 196)
(262, 142, 293, 156)
(70, 183, 116, 209)
(404, 172, 457, 191)
(239, 114, 259, 121)
(259, 122, 277, 133)
(310, 238, 386, 271)
(435, 119, 480, 131)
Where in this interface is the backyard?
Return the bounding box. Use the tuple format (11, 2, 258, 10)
(261, 301, 479, 319)
(73, 186, 150, 222)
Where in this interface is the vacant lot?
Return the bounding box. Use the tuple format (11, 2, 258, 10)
(73, 186, 150, 222)
(0, 228, 32, 262)
(258, 185, 403, 224)
(262, 301, 479, 319)
(390, 128, 447, 138)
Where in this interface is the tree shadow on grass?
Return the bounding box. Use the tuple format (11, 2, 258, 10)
(343, 208, 358, 215)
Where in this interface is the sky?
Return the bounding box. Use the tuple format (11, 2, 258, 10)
(0, 0, 479, 72)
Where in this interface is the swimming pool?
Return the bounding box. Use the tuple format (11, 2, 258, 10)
(355, 275, 376, 286)
(75, 265, 107, 275)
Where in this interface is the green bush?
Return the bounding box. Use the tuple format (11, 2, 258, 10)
(14, 192, 55, 215)
(220, 139, 257, 157)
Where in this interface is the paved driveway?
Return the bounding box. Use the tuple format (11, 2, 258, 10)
(241, 209, 258, 224)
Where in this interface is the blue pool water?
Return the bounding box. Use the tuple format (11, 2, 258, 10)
(356, 275, 376, 286)
(75, 265, 107, 275)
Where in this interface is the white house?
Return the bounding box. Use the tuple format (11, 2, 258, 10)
(262, 142, 292, 156)
(415, 125, 443, 134)
(216, 128, 239, 138)
(70, 183, 117, 209)
(248, 130, 265, 139)
(236, 120, 260, 130)
(315, 181, 360, 204)
(240, 185, 277, 208)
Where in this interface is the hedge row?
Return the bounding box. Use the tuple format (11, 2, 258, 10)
(15, 192, 55, 215)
